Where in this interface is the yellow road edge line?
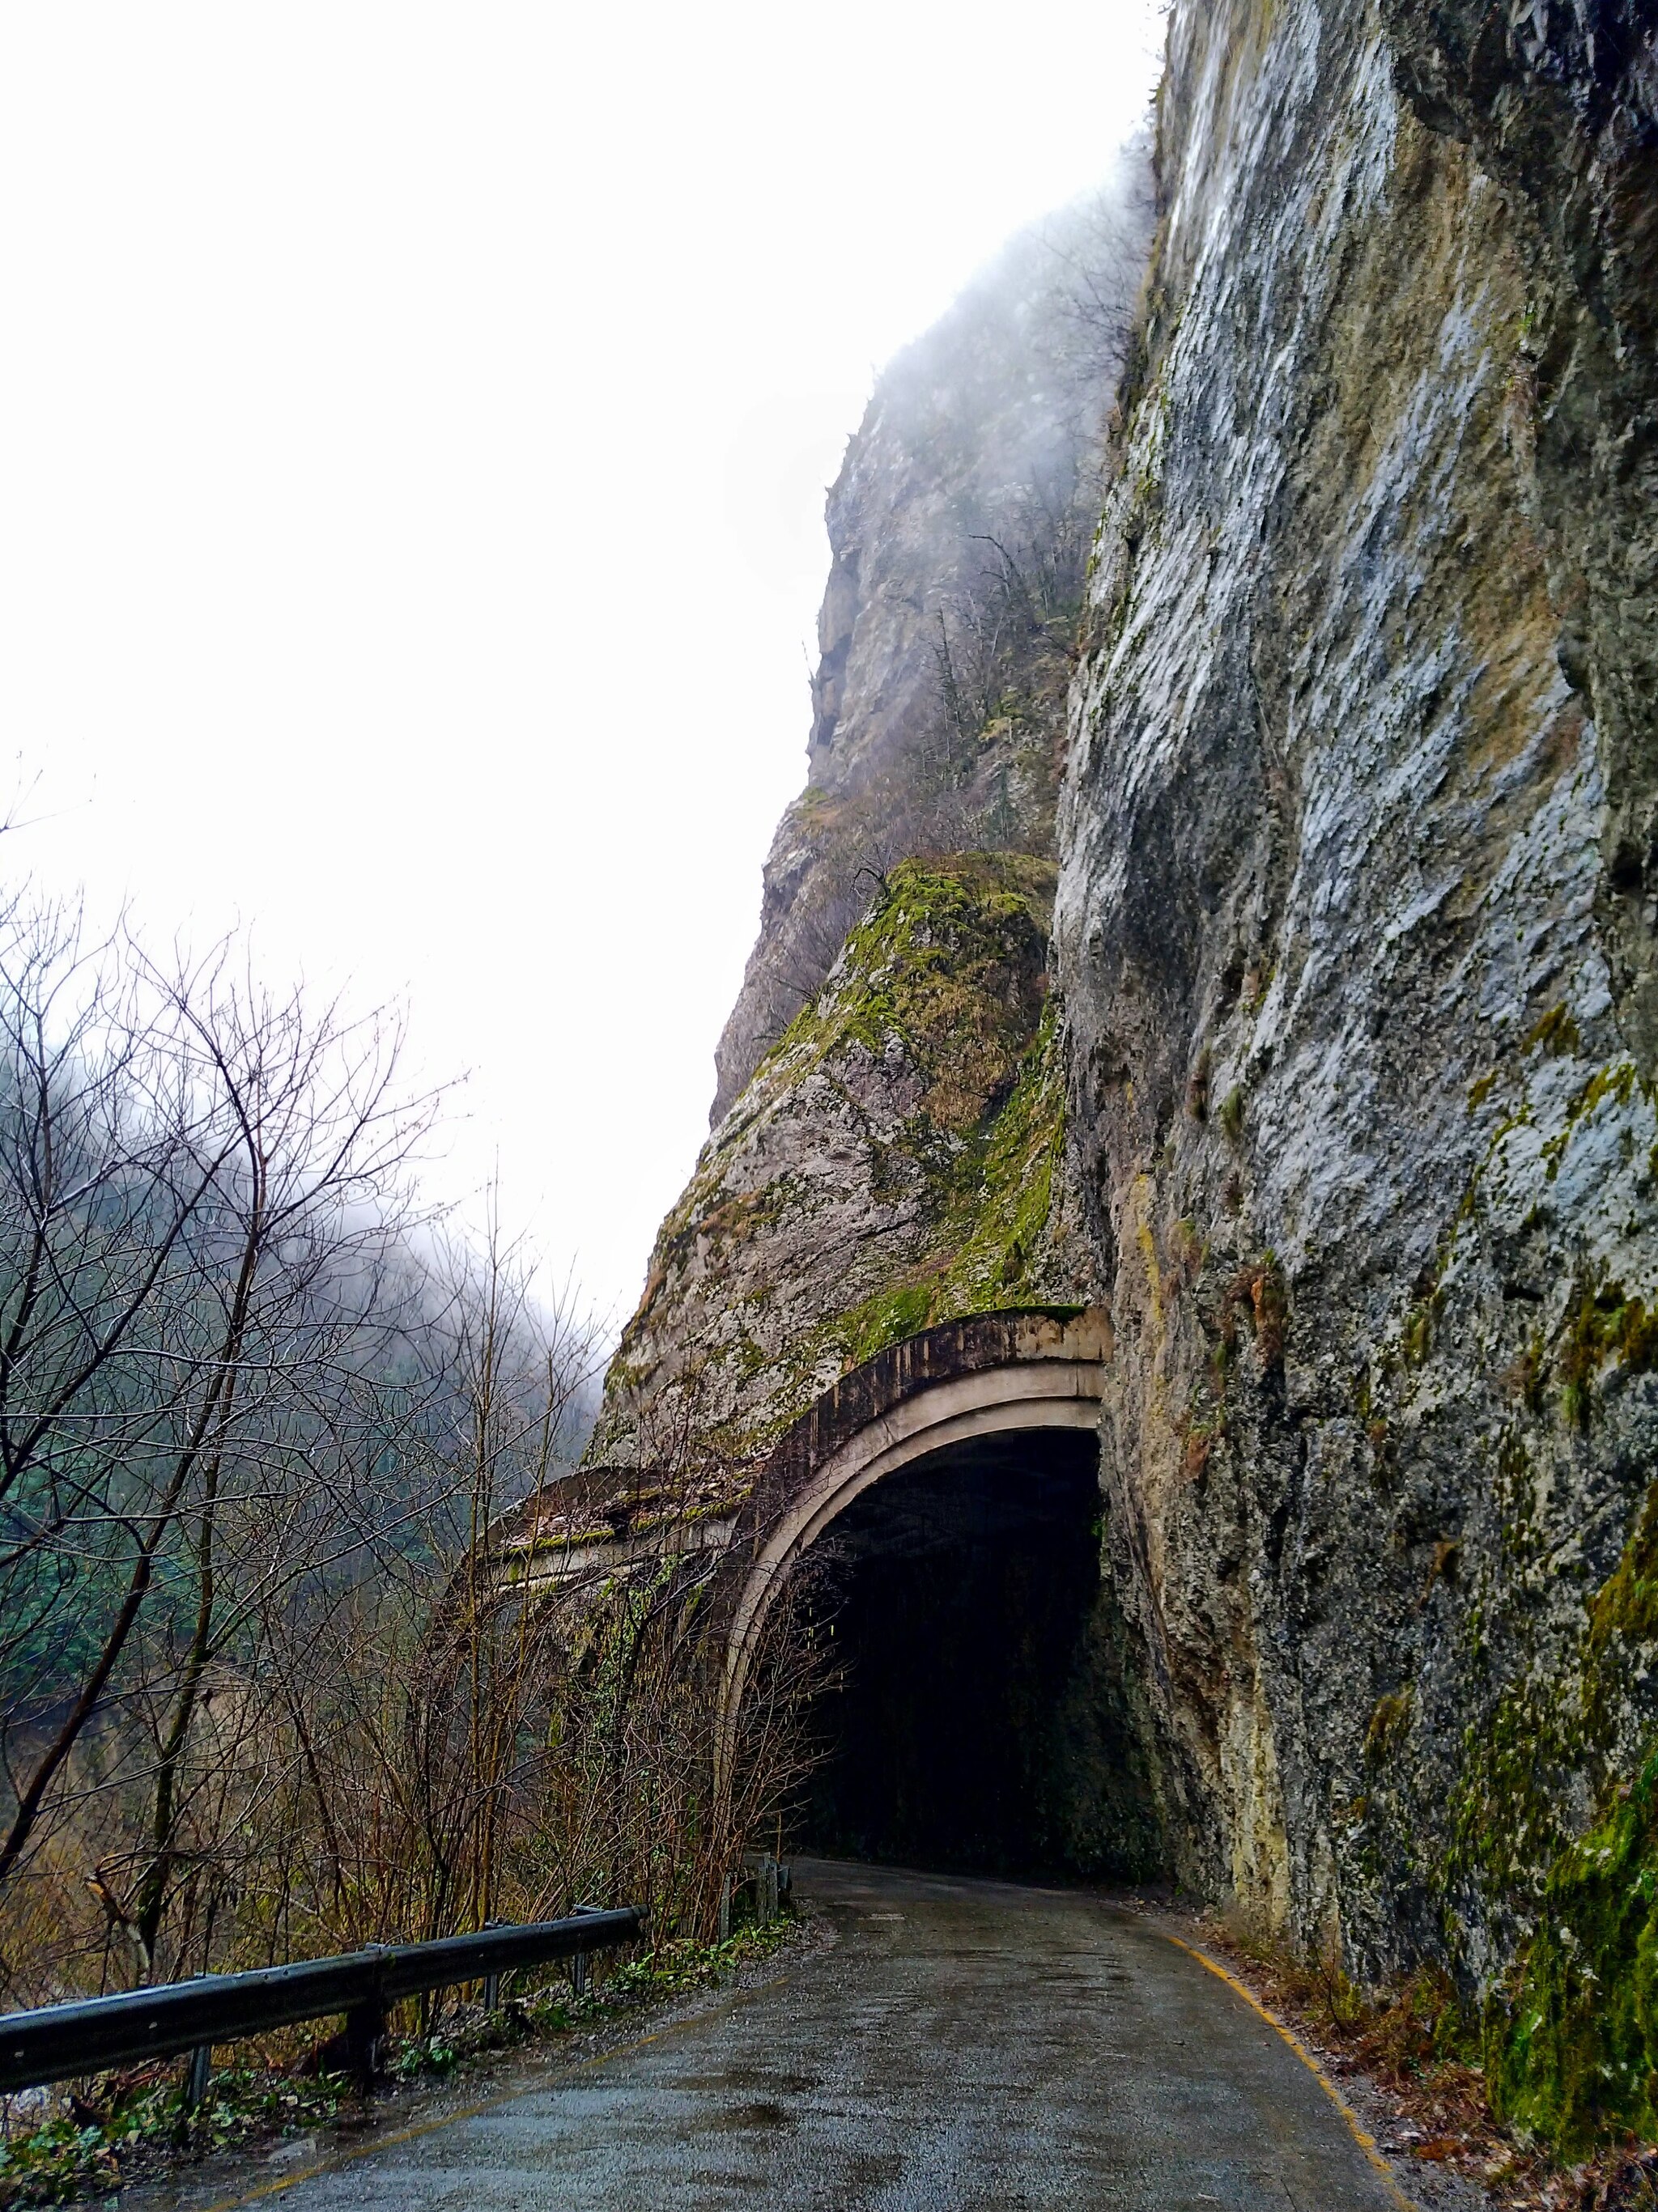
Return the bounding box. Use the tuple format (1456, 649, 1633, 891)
(178, 1973, 794, 2212)
(1155, 1928, 1415, 2212)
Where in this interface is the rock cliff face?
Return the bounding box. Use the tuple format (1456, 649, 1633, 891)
(590, 854, 1099, 1470)
(593, 0, 1658, 2151)
(710, 166, 1151, 1122)
(1056, 0, 1657, 2149)
(593, 180, 1150, 1470)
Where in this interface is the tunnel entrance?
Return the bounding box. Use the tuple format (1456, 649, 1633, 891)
(794, 1429, 1162, 1880)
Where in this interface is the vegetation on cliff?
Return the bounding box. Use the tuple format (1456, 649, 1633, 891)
(590, 854, 1088, 1475)
(1469, 1480, 1658, 2152)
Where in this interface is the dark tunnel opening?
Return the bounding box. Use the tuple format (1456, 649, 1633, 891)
(793, 1429, 1163, 1881)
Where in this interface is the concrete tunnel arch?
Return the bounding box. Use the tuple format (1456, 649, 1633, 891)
(714, 1307, 1109, 1788)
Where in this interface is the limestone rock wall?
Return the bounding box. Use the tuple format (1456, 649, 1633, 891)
(1056, 0, 1658, 2143)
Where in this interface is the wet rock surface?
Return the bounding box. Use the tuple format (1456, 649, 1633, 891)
(1053, 0, 1658, 2143)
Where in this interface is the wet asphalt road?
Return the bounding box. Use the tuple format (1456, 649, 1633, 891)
(154, 1860, 1404, 2210)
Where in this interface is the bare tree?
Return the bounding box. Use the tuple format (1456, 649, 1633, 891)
(0, 898, 432, 1961)
(1037, 161, 1157, 407)
(0, 899, 821, 2014)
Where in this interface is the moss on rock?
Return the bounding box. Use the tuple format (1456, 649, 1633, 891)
(1433, 1478, 1658, 2150)
(820, 995, 1070, 1369)
(1490, 1744, 1658, 2153)
(588, 854, 1094, 1475)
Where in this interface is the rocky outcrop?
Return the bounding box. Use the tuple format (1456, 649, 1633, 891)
(592, 854, 1099, 1474)
(710, 163, 1151, 1121)
(1056, 0, 1658, 2149)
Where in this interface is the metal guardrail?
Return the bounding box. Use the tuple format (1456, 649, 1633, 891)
(0, 1904, 644, 2097)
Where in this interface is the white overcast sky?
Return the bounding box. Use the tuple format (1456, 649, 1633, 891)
(0, 1, 1164, 1331)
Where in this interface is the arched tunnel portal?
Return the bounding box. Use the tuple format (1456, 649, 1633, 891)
(717, 1310, 1165, 1881)
(502, 1311, 1167, 1884)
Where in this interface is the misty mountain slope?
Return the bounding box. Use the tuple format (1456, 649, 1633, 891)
(710, 154, 1153, 1123)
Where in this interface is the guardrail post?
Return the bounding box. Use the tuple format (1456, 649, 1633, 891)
(342, 1942, 389, 2091)
(481, 1920, 502, 2014)
(183, 2041, 210, 2112)
(343, 1999, 386, 2090)
(737, 1853, 781, 1926)
(570, 1904, 602, 1999)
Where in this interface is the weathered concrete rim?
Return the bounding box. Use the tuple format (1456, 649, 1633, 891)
(734, 1307, 1108, 1546)
(510, 1515, 740, 1599)
(724, 1364, 1106, 1679)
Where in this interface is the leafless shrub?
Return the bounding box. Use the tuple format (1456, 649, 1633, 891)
(0, 896, 819, 2007)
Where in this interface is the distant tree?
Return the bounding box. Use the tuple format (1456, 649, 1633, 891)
(1039, 161, 1157, 405)
(0, 896, 431, 1952)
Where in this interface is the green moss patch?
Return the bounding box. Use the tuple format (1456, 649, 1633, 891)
(1588, 1486, 1658, 1679)
(1558, 1271, 1658, 1429)
(1490, 1747, 1658, 2153)
(1451, 1478, 1658, 2151)
(755, 851, 1055, 1132)
(823, 995, 1070, 1369)
(1520, 1003, 1583, 1059)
